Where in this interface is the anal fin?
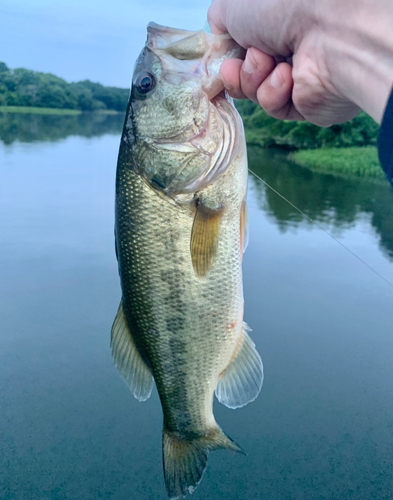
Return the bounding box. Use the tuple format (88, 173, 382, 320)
(215, 323, 263, 409)
(111, 300, 154, 401)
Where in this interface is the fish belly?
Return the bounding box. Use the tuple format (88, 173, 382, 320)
(115, 166, 244, 435)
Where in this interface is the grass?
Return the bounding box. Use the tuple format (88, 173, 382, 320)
(96, 109, 123, 115)
(0, 106, 81, 115)
(0, 106, 123, 115)
(290, 146, 386, 180)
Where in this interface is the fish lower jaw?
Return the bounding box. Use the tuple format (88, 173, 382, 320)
(210, 89, 227, 106)
(183, 90, 228, 146)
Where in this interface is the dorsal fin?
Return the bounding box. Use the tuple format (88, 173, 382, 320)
(111, 300, 154, 401)
(215, 323, 263, 409)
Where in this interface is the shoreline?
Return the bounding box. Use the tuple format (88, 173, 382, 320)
(0, 106, 123, 115)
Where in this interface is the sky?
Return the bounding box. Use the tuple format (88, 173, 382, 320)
(0, 0, 212, 88)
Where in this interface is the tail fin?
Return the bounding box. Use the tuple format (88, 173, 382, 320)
(163, 426, 244, 499)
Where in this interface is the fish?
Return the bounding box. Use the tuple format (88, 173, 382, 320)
(112, 22, 263, 499)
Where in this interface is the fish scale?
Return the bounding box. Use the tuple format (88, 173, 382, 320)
(116, 154, 245, 433)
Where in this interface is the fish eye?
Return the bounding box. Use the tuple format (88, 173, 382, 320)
(134, 72, 156, 97)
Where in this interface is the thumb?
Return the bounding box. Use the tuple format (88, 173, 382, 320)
(207, 0, 228, 34)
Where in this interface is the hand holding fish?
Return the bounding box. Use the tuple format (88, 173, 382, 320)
(208, 0, 393, 125)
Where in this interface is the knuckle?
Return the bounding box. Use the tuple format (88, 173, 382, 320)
(257, 88, 290, 115)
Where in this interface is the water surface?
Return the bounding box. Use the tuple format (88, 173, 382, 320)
(1, 113, 393, 500)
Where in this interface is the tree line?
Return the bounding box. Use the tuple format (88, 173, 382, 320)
(235, 100, 379, 150)
(0, 61, 379, 144)
(0, 62, 129, 112)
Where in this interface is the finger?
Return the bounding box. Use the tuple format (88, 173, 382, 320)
(207, 0, 227, 34)
(219, 59, 247, 99)
(279, 103, 306, 121)
(256, 62, 305, 120)
(239, 48, 276, 104)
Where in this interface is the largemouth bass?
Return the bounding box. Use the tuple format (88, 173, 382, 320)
(112, 22, 263, 499)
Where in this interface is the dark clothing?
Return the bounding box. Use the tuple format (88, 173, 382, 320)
(378, 87, 393, 184)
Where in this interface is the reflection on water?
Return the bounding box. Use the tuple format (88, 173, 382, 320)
(0, 111, 124, 145)
(1, 114, 393, 500)
(248, 147, 393, 260)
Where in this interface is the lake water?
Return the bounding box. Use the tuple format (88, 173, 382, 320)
(1, 112, 393, 500)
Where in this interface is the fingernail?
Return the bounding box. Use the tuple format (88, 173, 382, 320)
(243, 51, 257, 74)
(270, 69, 283, 89)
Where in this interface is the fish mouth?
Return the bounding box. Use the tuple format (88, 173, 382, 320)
(146, 21, 245, 91)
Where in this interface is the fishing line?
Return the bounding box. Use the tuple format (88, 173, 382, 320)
(248, 168, 393, 290)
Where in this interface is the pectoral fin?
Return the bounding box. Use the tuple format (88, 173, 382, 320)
(215, 323, 263, 409)
(240, 200, 249, 254)
(111, 300, 154, 401)
(190, 201, 223, 277)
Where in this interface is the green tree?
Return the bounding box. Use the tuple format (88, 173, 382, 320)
(0, 62, 130, 112)
(235, 100, 379, 150)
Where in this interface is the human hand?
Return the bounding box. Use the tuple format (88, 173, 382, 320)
(208, 0, 393, 125)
